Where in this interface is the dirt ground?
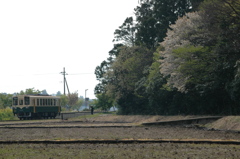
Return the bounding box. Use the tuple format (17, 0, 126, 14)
(1, 115, 240, 141)
(1, 143, 240, 159)
(77, 114, 240, 131)
(206, 116, 240, 131)
(1, 114, 240, 159)
(1, 126, 240, 141)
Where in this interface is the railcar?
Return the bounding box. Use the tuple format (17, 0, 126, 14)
(12, 94, 61, 120)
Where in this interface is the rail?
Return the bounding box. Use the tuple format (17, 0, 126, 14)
(56, 111, 92, 120)
(0, 139, 240, 145)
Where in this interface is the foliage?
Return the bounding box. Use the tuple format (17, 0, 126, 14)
(0, 108, 16, 120)
(60, 95, 69, 107)
(94, 44, 124, 94)
(173, 46, 217, 91)
(19, 88, 41, 95)
(60, 93, 84, 111)
(106, 46, 153, 99)
(94, 0, 203, 115)
(95, 93, 114, 111)
(113, 17, 136, 47)
(157, 0, 240, 114)
(68, 92, 79, 108)
(159, 12, 214, 91)
(135, 0, 200, 49)
(0, 93, 12, 109)
(74, 98, 84, 111)
(56, 91, 62, 96)
(41, 89, 48, 95)
(95, 0, 240, 115)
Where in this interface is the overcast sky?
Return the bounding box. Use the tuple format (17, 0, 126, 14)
(0, 0, 139, 99)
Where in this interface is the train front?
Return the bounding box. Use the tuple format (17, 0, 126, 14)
(12, 95, 33, 120)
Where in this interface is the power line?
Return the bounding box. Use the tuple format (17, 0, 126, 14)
(68, 73, 94, 75)
(7, 73, 58, 76)
(6, 72, 94, 77)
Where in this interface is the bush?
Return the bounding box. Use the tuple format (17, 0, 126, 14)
(0, 108, 16, 121)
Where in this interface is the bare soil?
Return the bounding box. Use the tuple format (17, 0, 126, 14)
(1, 143, 240, 159)
(206, 116, 240, 131)
(1, 114, 240, 159)
(88, 114, 240, 130)
(1, 115, 240, 140)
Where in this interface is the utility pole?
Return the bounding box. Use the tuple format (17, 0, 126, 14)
(85, 89, 88, 108)
(85, 89, 88, 100)
(60, 67, 68, 95)
(65, 77, 70, 95)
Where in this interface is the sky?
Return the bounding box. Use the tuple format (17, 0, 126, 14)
(0, 0, 139, 99)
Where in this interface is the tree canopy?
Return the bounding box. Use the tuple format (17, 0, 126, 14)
(95, 0, 240, 115)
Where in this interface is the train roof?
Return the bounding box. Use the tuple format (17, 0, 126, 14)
(13, 94, 60, 98)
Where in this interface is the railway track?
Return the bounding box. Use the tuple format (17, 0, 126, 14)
(0, 120, 133, 128)
(0, 116, 227, 130)
(0, 125, 133, 128)
(1, 115, 240, 158)
(0, 139, 240, 145)
(3, 112, 92, 121)
(1, 115, 240, 146)
(0, 111, 93, 125)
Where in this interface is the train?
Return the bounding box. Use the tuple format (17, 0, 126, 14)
(12, 94, 61, 120)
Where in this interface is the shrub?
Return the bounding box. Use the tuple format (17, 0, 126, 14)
(0, 108, 16, 121)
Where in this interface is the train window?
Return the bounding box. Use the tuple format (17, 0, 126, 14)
(37, 99, 39, 106)
(13, 97, 18, 105)
(19, 100, 23, 105)
(50, 99, 53, 106)
(53, 99, 56, 106)
(40, 99, 43, 105)
(48, 99, 50, 105)
(24, 97, 30, 105)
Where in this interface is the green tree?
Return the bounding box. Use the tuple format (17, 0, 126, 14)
(157, 0, 240, 114)
(159, 12, 217, 92)
(113, 17, 136, 47)
(68, 92, 79, 110)
(106, 46, 152, 97)
(0, 94, 12, 109)
(135, 0, 200, 49)
(68, 92, 78, 106)
(94, 93, 114, 111)
(41, 89, 48, 95)
(94, 44, 124, 95)
(94, 0, 205, 115)
(72, 98, 84, 111)
(56, 91, 62, 96)
(19, 88, 41, 95)
(59, 92, 84, 111)
(60, 95, 69, 107)
(200, 0, 240, 114)
(105, 46, 153, 114)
